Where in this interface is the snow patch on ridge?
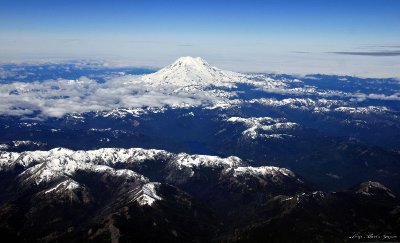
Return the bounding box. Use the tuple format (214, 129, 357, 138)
(44, 178, 80, 194)
(133, 182, 163, 206)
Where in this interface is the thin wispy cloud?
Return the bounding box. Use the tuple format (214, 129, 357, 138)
(354, 44, 400, 49)
(330, 50, 400, 56)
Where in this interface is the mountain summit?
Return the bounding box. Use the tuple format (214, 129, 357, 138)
(140, 56, 248, 86)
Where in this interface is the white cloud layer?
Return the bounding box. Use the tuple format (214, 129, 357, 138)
(0, 76, 219, 118)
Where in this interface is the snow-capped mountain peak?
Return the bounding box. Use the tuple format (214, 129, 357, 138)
(170, 56, 210, 68)
(140, 56, 248, 87)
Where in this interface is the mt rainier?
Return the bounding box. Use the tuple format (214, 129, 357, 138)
(138, 56, 249, 87)
(115, 56, 283, 90)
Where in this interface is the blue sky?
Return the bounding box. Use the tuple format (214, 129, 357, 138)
(0, 0, 399, 77)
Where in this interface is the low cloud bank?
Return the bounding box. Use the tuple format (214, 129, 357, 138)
(0, 76, 217, 118)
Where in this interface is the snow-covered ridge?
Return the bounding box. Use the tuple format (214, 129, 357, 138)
(17, 155, 148, 185)
(1, 147, 242, 172)
(227, 116, 298, 139)
(0, 147, 298, 184)
(334, 106, 390, 114)
(356, 181, 396, 198)
(248, 98, 344, 110)
(232, 166, 296, 178)
(174, 153, 243, 169)
(0, 140, 46, 151)
(0, 147, 302, 206)
(244, 98, 391, 115)
(0, 147, 169, 169)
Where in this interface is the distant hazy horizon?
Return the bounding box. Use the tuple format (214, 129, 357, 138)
(1, 0, 399, 78)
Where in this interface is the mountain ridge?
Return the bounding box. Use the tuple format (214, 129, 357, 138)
(0, 146, 398, 242)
